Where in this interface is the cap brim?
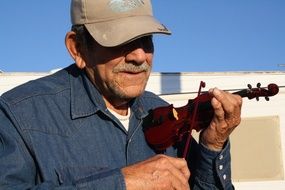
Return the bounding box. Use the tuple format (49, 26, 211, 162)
(84, 15, 171, 47)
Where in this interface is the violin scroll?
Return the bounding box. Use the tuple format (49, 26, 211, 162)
(245, 83, 279, 101)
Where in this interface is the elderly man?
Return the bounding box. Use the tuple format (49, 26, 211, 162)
(0, 0, 241, 189)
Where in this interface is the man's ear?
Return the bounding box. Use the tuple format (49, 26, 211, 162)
(65, 31, 86, 69)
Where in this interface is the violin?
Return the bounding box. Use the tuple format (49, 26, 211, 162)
(143, 82, 279, 157)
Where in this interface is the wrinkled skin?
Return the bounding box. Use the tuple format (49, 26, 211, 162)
(200, 88, 242, 151)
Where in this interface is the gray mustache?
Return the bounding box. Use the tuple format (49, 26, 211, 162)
(113, 62, 150, 73)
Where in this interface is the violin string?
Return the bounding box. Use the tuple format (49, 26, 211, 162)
(157, 85, 285, 96)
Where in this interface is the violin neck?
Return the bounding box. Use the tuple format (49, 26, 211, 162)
(233, 89, 249, 98)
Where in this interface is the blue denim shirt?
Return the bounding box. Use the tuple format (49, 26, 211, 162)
(0, 64, 233, 189)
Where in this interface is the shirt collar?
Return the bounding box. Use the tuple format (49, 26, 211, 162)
(69, 65, 104, 119)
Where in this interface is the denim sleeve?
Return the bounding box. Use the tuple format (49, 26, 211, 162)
(191, 141, 234, 190)
(0, 106, 126, 190)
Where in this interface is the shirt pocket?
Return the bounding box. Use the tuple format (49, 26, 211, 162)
(55, 165, 122, 187)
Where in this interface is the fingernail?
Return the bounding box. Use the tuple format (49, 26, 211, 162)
(213, 87, 221, 95)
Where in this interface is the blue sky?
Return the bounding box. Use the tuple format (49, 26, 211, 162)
(0, 0, 284, 72)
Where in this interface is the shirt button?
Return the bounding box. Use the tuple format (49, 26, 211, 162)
(219, 154, 224, 160)
(219, 165, 223, 170)
(223, 174, 227, 180)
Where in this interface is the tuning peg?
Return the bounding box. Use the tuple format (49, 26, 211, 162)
(247, 84, 252, 89)
(257, 83, 261, 88)
(265, 96, 269, 101)
(256, 97, 259, 101)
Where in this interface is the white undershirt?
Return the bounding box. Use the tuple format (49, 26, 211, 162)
(108, 107, 131, 131)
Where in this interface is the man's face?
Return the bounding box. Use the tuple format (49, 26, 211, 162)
(83, 36, 154, 105)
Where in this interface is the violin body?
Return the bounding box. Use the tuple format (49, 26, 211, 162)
(143, 83, 279, 152)
(143, 104, 192, 151)
(143, 95, 214, 151)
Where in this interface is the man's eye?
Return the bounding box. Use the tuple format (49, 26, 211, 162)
(141, 36, 154, 50)
(142, 36, 152, 43)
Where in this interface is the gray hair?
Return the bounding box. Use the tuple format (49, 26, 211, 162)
(71, 25, 95, 51)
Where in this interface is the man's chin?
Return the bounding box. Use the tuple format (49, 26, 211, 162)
(119, 87, 146, 99)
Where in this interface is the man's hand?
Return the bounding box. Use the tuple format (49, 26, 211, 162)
(122, 154, 190, 190)
(200, 88, 242, 151)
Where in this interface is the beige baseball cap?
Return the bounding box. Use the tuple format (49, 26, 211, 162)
(71, 0, 171, 47)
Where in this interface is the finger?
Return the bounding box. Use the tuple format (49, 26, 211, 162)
(169, 174, 190, 190)
(155, 155, 190, 184)
(164, 156, 190, 180)
(211, 88, 242, 114)
(210, 88, 242, 134)
(211, 96, 224, 122)
(154, 169, 190, 190)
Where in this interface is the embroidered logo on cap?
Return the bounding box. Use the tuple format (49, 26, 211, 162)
(109, 0, 144, 12)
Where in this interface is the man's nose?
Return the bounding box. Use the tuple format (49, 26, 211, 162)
(125, 47, 147, 64)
